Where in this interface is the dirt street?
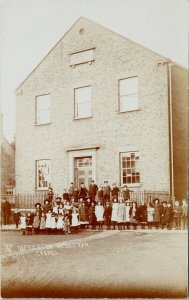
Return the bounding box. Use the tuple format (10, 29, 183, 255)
(1, 230, 188, 298)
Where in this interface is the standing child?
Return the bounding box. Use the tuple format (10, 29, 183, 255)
(51, 213, 57, 234)
(62, 189, 70, 201)
(64, 210, 71, 235)
(40, 211, 46, 234)
(26, 212, 33, 235)
(173, 200, 182, 230)
(20, 213, 26, 235)
(89, 202, 96, 230)
(111, 198, 119, 229)
(181, 199, 188, 230)
(152, 198, 161, 229)
(147, 203, 155, 229)
(33, 212, 40, 234)
(13, 208, 21, 229)
(45, 209, 52, 234)
(129, 202, 139, 230)
(138, 201, 147, 229)
(165, 202, 173, 230)
(95, 201, 104, 230)
(125, 201, 131, 229)
(160, 201, 167, 229)
(71, 208, 80, 233)
(56, 213, 64, 234)
(117, 198, 126, 230)
(103, 202, 112, 230)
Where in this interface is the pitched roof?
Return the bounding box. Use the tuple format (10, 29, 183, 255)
(16, 16, 185, 91)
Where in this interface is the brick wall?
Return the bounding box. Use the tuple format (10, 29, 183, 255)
(16, 18, 171, 195)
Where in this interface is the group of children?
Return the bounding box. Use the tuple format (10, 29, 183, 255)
(13, 183, 188, 234)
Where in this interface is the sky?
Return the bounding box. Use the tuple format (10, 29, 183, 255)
(1, 0, 188, 142)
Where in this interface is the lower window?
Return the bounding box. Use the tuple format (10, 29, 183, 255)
(36, 159, 51, 190)
(120, 152, 140, 186)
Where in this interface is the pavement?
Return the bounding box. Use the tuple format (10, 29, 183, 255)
(1, 229, 188, 298)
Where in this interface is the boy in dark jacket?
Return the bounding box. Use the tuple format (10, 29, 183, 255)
(165, 202, 173, 230)
(26, 212, 33, 235)
(13, 208, 21, 228)
(173, 200, 182, 230)
(160, 201, 167, 229)
(103, 202, 112, 230)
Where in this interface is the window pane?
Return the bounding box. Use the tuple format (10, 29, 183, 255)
(121, 152, 140, 185)
(37, 109, 51, 124)
(120, 77, 138, 96)
(75, 86, 91, 103)
(120, 94, 138, 112)
(76, 100, 91, 118)
(37, 95, 50, 110)
(37, 160, 51, 189)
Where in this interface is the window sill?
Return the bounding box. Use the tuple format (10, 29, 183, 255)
(36, 188, 48, 191)
(35, 122, 52, 126)
(121, 184, 141, 188)
(73, 116, 93, 121)
(116, 109, 140, 114)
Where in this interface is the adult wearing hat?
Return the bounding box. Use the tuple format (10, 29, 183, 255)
(47, 187, 54, 204)
(78, 183, 88, 201)
(152, 198, 161, 229)
(103, 181, 111, 206)
(111, 183, 120, 200)
(43, 199, 52, 214)
(88, 180, 98, 202)
(122, 185, 132, 201)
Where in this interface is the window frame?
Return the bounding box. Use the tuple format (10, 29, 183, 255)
(36, 159, 51, 191)
(120, 152, 141, 187)
(118, 76, 139, 113)
(74, 85, 92, 119)
(69, 47, 95, 67)
(35, 94, 51, 125)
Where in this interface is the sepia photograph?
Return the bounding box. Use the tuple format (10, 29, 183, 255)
(1, 0, 188, 298)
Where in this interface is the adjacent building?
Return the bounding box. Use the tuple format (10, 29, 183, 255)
(15, 17, 188, 200)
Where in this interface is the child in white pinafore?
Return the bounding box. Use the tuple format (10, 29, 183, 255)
(20, 213, 26, 235)
(51, 213, 57, 234)
(147, 203, 155, 229)
(71, 208, 80, 232)
(46, 210, 52, 234)
(56, 214, 64, 234)
(111, 198, 119, 229)
(40, 211, 46, 234)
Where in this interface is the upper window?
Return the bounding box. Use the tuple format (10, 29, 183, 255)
(70, 49, 95, 66)
(36, 159, 51, 190)
(120, 152, 140, 186)
(36, 94, 51, 125)
(74, 86, 92, 119)
(119, 77, 138, 112)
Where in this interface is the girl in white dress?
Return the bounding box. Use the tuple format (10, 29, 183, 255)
(20, 213, 26, 235)
(71, 208, 80, 227)
(111, 198, 119, 229)
(147, 202, 155, 229)
(56, 213, 64, 233)
(45, 210, 52, 234)
(95, 201, 104, 230)
(51, 213, 57, 234)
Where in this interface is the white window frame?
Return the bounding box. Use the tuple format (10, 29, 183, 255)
(36, 159, 51, 190)
(120, 152, 140, 187)
(70, 48, 95, 66)
(35, 94, 51, 125)
(119, 77, 139, 112)
(74, 86, 92, 119)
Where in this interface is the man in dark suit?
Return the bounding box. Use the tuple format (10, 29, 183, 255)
(88, 180, 98, 202)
